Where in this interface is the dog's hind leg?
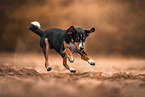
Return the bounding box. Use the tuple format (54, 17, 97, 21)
(42, 38, 52, 71)
(63, 53, 76, 73)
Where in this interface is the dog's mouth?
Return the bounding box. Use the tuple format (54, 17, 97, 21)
(74, 42, 84, 50)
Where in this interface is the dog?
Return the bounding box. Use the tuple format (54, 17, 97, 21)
(28, 21, 95, 73)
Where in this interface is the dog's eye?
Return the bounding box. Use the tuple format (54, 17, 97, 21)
(77, 37, 80, 40)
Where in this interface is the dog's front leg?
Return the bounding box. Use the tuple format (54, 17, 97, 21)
(63, 53, 76, 73)
(64, 41, 74, 63)
(80, 51, 95, 66)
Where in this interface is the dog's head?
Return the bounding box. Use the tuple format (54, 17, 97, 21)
(66, 26, 95, 50)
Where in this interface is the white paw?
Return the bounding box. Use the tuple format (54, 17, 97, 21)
(31, 21, 41, 29)
(69, 68, 76, 73)
(47, 66, 52, 71)
(68, 57, 74, 63)
(88, 59, 95, 66)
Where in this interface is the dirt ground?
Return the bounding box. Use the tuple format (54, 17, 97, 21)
(0, 53, 145, 97)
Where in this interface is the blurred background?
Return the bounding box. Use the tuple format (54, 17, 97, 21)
(0, 0, 145, 57)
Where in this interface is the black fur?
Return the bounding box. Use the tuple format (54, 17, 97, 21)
(29, 25, 95, 58)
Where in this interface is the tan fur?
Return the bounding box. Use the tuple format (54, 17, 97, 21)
(81, 53, 90, 61)
(44, 38, 91, 71)
(45, 38, 49, 68)
(63, 53, 70, 69)
(70, 40, 90, 61)
(64, 41, 73, 59)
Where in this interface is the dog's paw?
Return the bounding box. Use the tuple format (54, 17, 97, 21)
(88, 59, 95, 66)
(69, 68, 76, 73)
(31, 21, 41, 29)
(47, 66, 52, 71)
(68, 57, 74, 63)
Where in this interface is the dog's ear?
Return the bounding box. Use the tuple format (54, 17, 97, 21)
(90, 27, 95, 33)
(85, 27, 95, 37)
(67, 26, 76, 34)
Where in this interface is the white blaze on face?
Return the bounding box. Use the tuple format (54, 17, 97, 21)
(79, 41, 83, 49)
(79, 34, 84, 49)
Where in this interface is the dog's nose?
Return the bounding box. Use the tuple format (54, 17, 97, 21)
(80, 46, 84, 50)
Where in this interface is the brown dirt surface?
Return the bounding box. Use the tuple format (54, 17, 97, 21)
(0, 53, 145, 97)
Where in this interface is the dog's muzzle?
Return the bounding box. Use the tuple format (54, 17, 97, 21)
(79, 41, 84, 50)
(79, 46, 84, 50)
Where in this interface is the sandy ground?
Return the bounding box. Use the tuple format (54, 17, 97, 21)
(0, 52, 145, 97)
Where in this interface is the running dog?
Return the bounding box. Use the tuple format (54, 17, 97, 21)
(28, 21, 95, 73)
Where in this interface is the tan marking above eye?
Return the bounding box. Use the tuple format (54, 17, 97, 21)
(83, 37, 85, 39)
(78, 37, 80, 39)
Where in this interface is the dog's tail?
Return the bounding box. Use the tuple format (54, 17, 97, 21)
(28, 21, 44, 37)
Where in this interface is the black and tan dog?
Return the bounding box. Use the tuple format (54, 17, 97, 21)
(29, 21, 95, 73)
